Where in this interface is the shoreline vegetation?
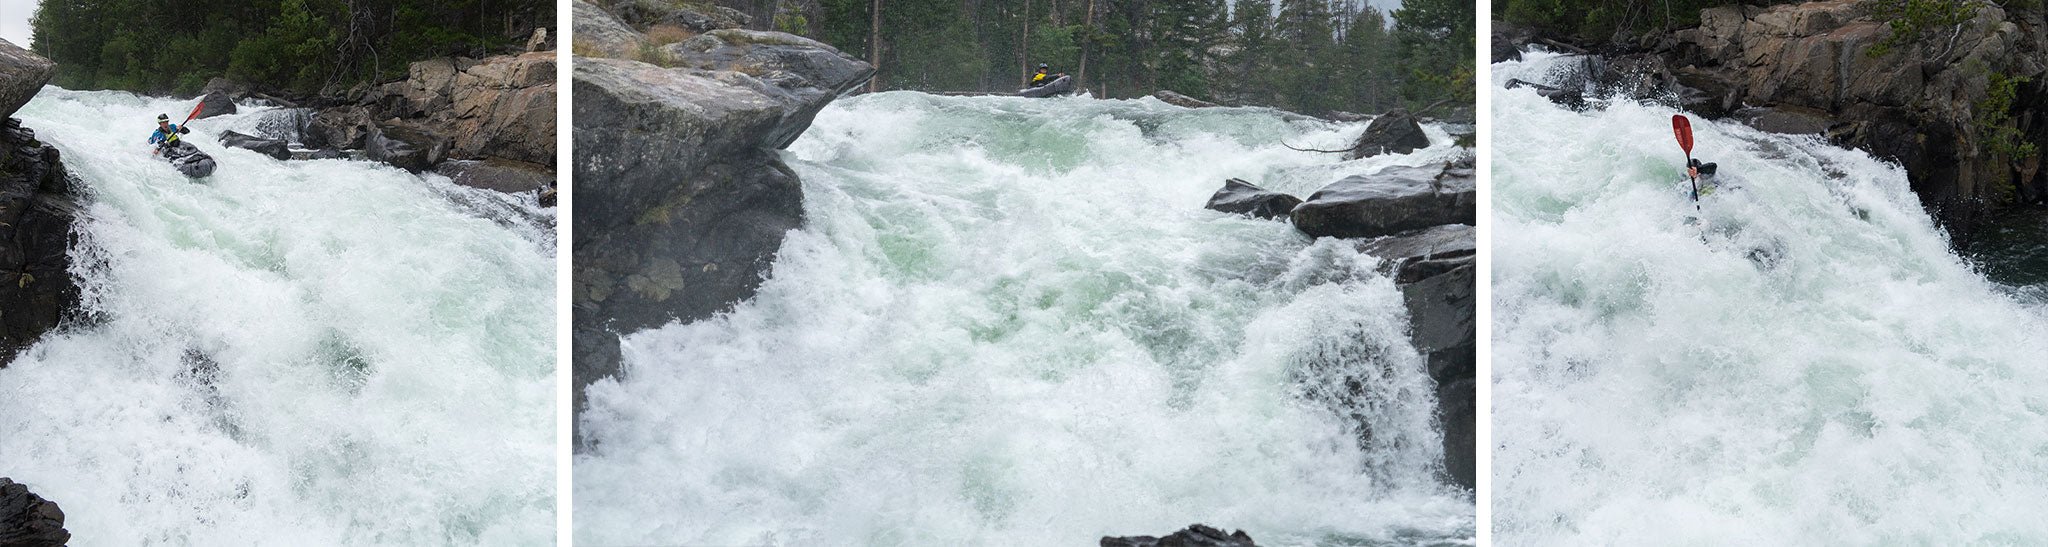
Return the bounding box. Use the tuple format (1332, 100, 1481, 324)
(30, 0, 550, 97)
(595, 0, 1474, 119)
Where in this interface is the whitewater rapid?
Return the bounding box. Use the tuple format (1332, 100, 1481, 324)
(1494, 51, 2048, 543)
(0, 88, 556, 545)
(576, 93, 1474, 545)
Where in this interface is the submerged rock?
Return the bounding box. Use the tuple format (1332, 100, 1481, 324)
(1204, 178, 1301, 219)
(0, 478, 69, 547)
(1345, 108, 1431, 159)
(218, 130, 290, 160)
(1154, 89, 1221, 109)
(1292, 165, 1475, 239)
(436, 157, 555, 194)
(1102, 524, 1258, 547)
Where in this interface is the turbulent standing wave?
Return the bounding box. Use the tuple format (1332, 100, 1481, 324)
(0, 88, 556, 545)
(576, 93, 1474, 545)
(1494, 52, 2048, 543)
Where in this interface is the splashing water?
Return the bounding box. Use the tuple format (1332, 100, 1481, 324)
(1493, 51, 2048, 544)
(0, 88, 556, 545)
(576, 93, 1475, 545)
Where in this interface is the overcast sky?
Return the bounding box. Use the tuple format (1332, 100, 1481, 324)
(1, 0, 34, 47)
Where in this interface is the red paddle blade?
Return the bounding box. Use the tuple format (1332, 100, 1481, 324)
(183, 102, 206, 124)
(1672, 115, 1694, 155)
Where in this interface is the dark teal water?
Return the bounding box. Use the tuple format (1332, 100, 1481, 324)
(1972, 205, 2048, 294)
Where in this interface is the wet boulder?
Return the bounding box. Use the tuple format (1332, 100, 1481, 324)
(306, 148, 349, 160)
(0, 39, 56, 120)
(1154, 89, 1221, 108)
(1291, 165, 1475, 239)
(1102, 524, 1257, 547)
(218, 130, 290, 160)
(572, 16, 874, 443)
(0, 119, 80, 366)
(365, 121, 449, 172)
(1345, 108, 1432, 159)
(1399, 257, 1475, 492)
(436, 158, 556, 194)
(194, 91, 237, 119)
(1205, 178, 1301, 220)
(0, 478, 69, 547)
(1357, 223, 1476, 280)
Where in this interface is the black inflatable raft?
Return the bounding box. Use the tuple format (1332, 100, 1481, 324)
(158, 141, 217, 178)
(1019, 75, 1074, 98)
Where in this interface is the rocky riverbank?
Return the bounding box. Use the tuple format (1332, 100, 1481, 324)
(1204, 112, 1477, 492)
(0, 39, 81, 367)
(196, 31, 558, 199)
(1497, 0, 2048, 249)
(570, 0, 874, 443)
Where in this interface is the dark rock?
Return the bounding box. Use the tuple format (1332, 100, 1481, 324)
(0, 478, 69, 547)
(1399, 258, 1475, 492)
(1153, 89, 1220, 108)
(1435, 375, 1476, 492)
(194, 91, 237, 119)
(0, 118, 82, 365)
(1204, 178, 1301, 219)
(435, 158, 556, 194)
(1401, 257, 1474, 364)
(365, 121, 450, 172)
(218, 130, 290, 160)
(302, 106, 374, 150)
(1345, 109, 1432, 159)
(1102, 524, 1257, 547)
(306, 148, 349, 160)
(573, 26, 873, 444)
(1356, 223, 1476, 281)
(1504, 78, 1586, 110)
(1292, 164, 1475, 239)
(0, 39, 57, 120)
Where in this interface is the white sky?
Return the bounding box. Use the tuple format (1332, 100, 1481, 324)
(1, 0, 34, 48)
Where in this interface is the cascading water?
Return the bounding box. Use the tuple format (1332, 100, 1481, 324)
(0, 88, 556, 545)
(576, 93, 1475, 545)
(1493, 51, 2048, 543)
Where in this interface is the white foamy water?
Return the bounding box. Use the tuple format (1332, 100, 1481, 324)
(1493, 52, 2048, 544)
(576, 93, 1475, 545)
(0, 88, 556, 545)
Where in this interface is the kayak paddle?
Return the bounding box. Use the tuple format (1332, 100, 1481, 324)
(182, 101, 205, 126)
(1672, 114, 1699, 210)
